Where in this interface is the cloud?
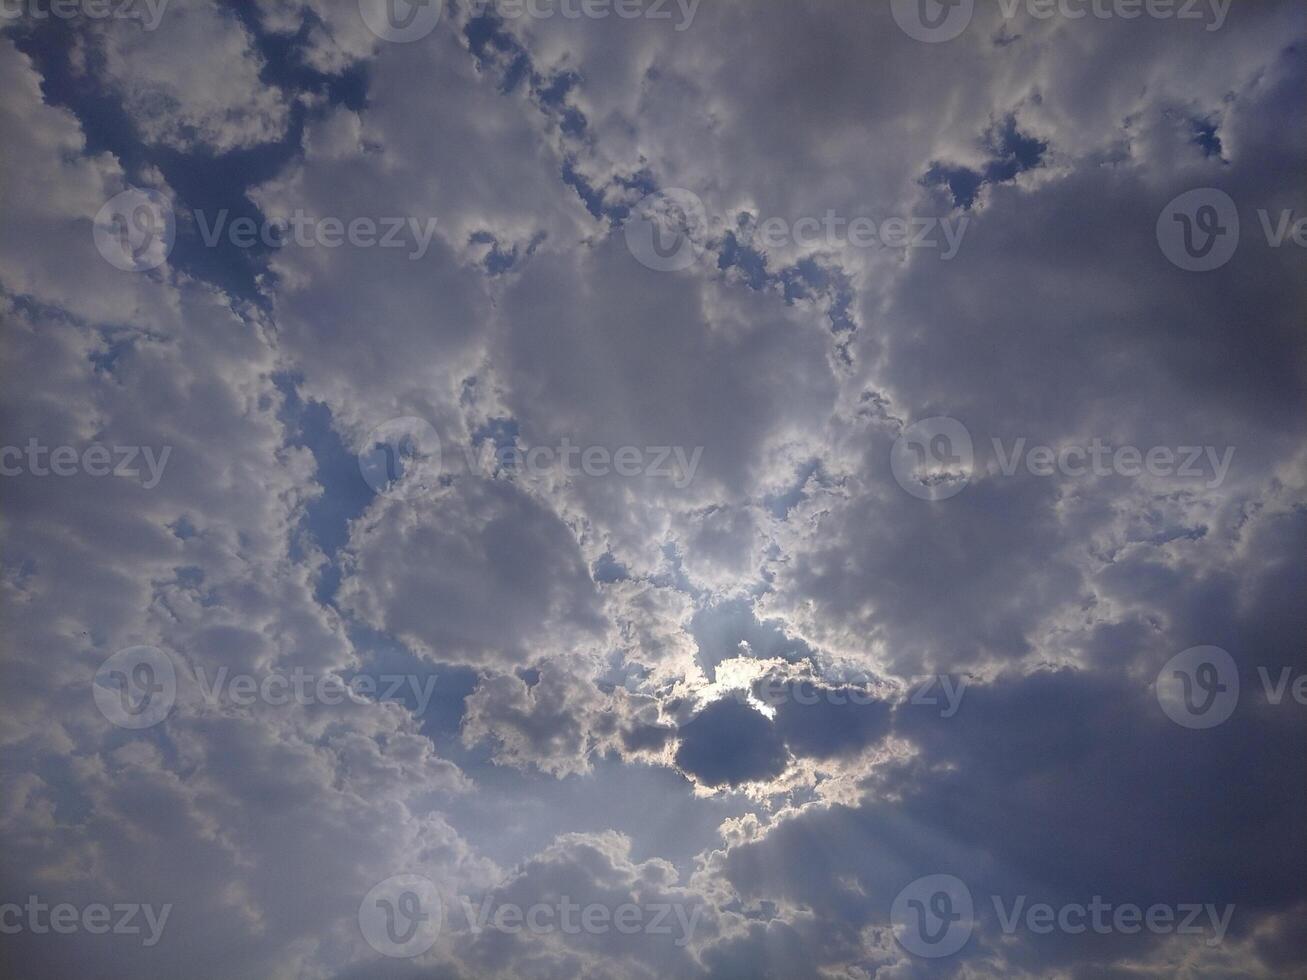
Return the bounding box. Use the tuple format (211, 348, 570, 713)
(674, 699, 787, 789)
(84, 0, 290, 153)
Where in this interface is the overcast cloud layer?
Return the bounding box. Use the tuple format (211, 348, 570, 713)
(2, 1, 1305, 977)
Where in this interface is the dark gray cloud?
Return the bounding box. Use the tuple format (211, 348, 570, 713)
(674, 699, 788, 788)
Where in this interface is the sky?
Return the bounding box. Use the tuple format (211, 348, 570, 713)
(0, 0, 1304, 977)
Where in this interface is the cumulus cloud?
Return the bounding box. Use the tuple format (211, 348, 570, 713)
(83, 0, 290, 153)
